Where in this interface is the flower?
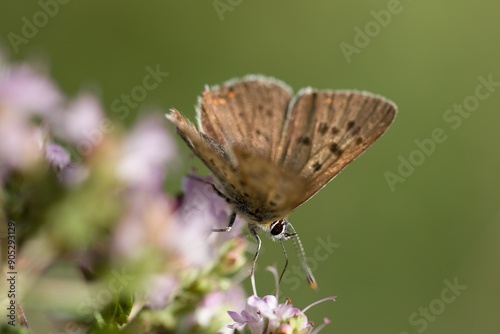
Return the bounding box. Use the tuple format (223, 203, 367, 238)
(0, 62, 62, 116)
(0, 53, 335, 334)
(180, 174, 245, 242)
(0, 62, 62, 176)
(45, 142, 71, 170)
(116, 114, 176, 190)
(50, 92, 105, 145)
(193, 286, 246, 333)
(112, 171, 248, 312)
(227, 267, 335, 334)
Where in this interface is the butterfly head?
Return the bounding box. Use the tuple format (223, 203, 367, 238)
(268, 218, 296, 241)
(267, 218, 317, 289)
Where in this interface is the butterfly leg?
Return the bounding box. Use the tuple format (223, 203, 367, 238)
(186, 174, 236, 232)
(249, 225, 262, 296)
(278, 239, 289, 286)
(213, 212, 236, 232)
(187, 174, 231, 202)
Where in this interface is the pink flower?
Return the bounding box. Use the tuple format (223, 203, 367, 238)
(0, 63, 62, 116)
(51, 93, 105, 145)
(116, 114, 176, 190)
(144, 274, 178, 309)
(227, 267, 335, 334)
(45, 143, 71, 169)
(0, 61, 63, 176)
(193, 286, 246, 332)
(180, 175, 245, 241)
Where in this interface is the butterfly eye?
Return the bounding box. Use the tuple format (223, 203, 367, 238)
(270, 219, 286, 236)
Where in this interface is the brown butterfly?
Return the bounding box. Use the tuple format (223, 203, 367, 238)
(167, 75, 397, 289)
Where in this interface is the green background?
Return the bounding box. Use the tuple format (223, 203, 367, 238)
(1, 1, 499, 333)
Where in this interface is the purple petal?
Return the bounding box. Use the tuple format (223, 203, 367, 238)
(117, 114, 176, 190)
(52, 93, 104, 145)
(246, 318, 265, 334)
(227, 323, 243, 329)
(144, 275, 177, 309)
(0, 64, 62, 116)
(262, 295, 278, 309)
(45, 143, 70, 169)
(247, 295, 274, 318)
(180, 175, 245, 241)
(0, 118, 42, 173)
(241, 310, 260, 323)
(227, 311, 246, 324)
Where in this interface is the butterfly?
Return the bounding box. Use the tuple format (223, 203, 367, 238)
(167, 75, 397, 289)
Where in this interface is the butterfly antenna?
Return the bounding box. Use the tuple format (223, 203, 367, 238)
(287, 223, 317, 289)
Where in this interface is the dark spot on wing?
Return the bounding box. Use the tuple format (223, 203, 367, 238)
(269, 201, 277, 207)
(347, 121, 355, 130)
(243, 192, 250, 198)
(318, 122, 328, 135)
(331, 127, 339, 135)
(255, 129, 270, 143)
(352, 126, 361, 135)
(266, 109, 273, 117)
(355, 137, 363, 145)
(255, 129, 271, 142)
(329, 143, 339, 153)
(329, 143, 343, 156)
(297, 136, 311, 146)
(258, 104, 263, 111)
(312, 161, 322, 172)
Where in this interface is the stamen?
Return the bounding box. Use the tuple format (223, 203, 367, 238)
(302, 296, 336, 313)
(266, 266, 280, 300)
(311, 317, 331, 334)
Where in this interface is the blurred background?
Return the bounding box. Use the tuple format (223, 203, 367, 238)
(1, 1, 499, 333)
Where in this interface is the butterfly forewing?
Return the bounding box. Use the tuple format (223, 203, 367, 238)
(197, 76, 293, 160)
(277, 90, 397, 205)
(167, 109, 237, 182)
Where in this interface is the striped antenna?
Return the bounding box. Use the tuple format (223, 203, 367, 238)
(287, 222, 317, 289)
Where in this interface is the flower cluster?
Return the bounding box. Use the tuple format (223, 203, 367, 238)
(227, 267, 335, 334)
(0, 54, 334, 334)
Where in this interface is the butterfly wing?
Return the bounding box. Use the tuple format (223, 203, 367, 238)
(228, 146, 307, 224)
(197, 75, 293, 160)
(167, 109, 306, 225)
(170, 77, 396, 222)
(167, 109, 237, 183)
(276, 89, 397, 206)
